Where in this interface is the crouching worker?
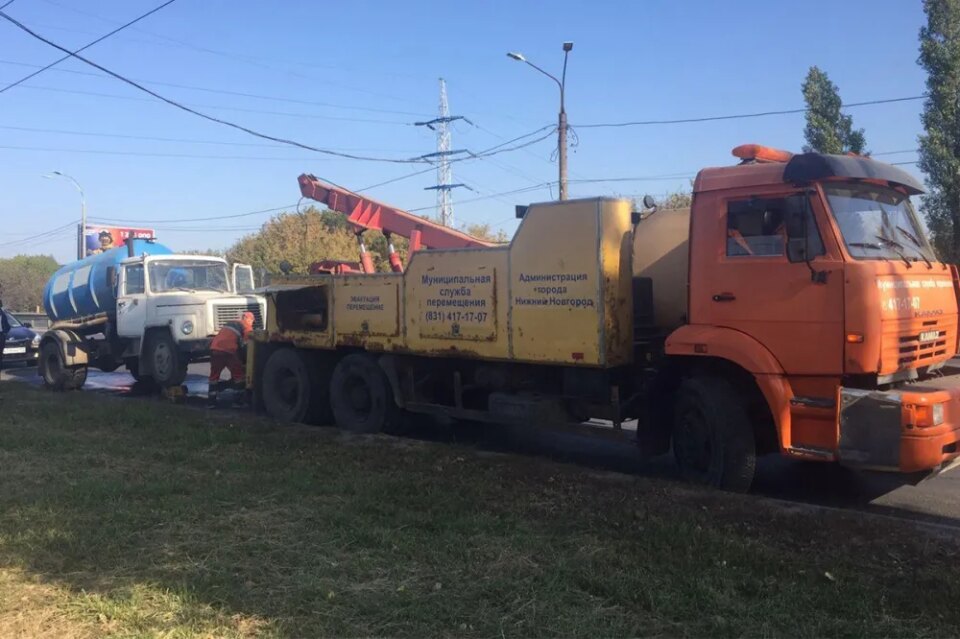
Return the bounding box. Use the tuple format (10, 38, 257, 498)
(208, 311, 255, 408)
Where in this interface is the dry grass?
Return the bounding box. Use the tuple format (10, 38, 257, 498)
(1, 385, 959, 637)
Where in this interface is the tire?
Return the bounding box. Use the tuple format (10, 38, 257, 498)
(40, 341, 87, 391)
(329, 353, 399, 434)
(64, 365, 88, 391)
(672, 377, 756, 492)
(126, 358, 144, 382)
(126, 358, 157, 391)
(261, 348, 331, 424)
(144, 332, 187, 387)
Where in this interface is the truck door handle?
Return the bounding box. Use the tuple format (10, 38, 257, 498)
(118, 301, 127, 309)
(712, 293, 736, 302)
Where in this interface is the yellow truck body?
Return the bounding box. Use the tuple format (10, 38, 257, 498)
(258, 197, 633, 367)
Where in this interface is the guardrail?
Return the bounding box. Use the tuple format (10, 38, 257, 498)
(9, 312, 50, 331)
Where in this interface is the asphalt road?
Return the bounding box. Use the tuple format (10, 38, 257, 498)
(4, 361, 959, 528)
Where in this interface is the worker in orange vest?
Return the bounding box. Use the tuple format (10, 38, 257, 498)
(208, 311, 255, 408)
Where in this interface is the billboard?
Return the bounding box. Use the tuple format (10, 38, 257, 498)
(82, 225, 155, 258)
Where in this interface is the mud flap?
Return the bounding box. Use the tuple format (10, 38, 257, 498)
(838, 388, 901, 470)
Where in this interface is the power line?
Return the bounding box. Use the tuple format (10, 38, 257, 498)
(407, 183, 554, 212)
(12, 84, 416, 125)
(356, 166, 437, 192)
(568, 173, 695, 184)
(0, 0, 178, 95)
(0, 11, 431, 164)
(0, 143, 347, 161)
(91, 203, 300, 225)
(0, 221, 76, 248)
(575, 95, 927, 128)
(0, 15, 555, 171)
(0, 131, 555, 163)
(0, 123, 422, 152)
(35, 0, 431, 108)
(0, 58, 435, 118)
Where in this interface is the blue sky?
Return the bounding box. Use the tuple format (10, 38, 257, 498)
(0, 0, 928, 261)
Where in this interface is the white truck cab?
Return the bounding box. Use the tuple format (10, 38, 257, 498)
(114, 254, 265, 386)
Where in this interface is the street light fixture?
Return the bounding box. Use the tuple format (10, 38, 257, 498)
(506, 42, 574, 200)
(43, 171, 87, 259)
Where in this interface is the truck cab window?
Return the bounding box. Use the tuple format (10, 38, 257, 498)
(726, 195, 823, 258)
(125, 265, 145, 295)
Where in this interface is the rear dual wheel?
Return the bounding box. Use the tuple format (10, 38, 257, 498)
(261, 348, 332, 425)
(261, 349, 399, 434)
(328, 353, 399, 434)
(40, 341, 87, 391)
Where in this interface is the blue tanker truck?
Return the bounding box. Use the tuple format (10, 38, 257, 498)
(39, 238, 265, 390)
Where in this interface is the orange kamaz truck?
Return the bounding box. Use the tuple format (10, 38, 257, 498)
(249, 145, 960, 490)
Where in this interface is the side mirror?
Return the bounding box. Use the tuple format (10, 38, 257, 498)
(22, 322, 32, 329)
(786, 237, 807, 263)
(785, 207, 804, 239)
(642, 195, 657, 210)
(106, 266, 116, 288)
(279, 260, 293, 275)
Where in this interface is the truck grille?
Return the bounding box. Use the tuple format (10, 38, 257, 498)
(214, 304, 263, 331)
(882, 318, 955, 372)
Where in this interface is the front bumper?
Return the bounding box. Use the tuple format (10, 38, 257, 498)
(176, 338, 212, 356)
(839, 370, 960, 473)
(2, 343, 39, 365)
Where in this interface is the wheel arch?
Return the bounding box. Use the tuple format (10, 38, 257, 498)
(662, 325, 793, 455)
(39, 329, 89, 368)
(139, 325, 173, 358)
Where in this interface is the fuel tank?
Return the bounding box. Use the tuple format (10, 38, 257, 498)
(43, 239, 172, 322)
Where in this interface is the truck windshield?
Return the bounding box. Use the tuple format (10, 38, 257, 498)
(148, 260, 230, 293)
(824, 183, 937, 263)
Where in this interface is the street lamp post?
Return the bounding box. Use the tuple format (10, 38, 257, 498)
(507, 42, 574, 200)
(44, 171, 86, 259)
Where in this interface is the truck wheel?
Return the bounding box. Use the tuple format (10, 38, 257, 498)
(40, 342, 87, 391)
(126, 358, 145, 382)
(672, 377, 756, 492)
(144, 332, 187, 387)
(126, 358, 157, 390)
(329, 353, 398, 434)
(261, 348, 330, 424)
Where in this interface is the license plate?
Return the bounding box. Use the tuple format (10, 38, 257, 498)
(3, 347, 25, 355)
(919, 330, 940, 343)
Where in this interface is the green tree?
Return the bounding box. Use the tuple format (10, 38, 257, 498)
(0, 254, 60, 311)
(462, 222, 509, 243)
(801, 66, 867, 154)
(918, 0, 960, 261)
(632, 187, 693, 212)
(225, 206, 408, 274)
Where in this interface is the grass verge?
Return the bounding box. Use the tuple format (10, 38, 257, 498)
(0, 385, 958, 637)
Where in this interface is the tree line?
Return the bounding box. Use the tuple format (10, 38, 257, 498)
(0, 255, 60, 312)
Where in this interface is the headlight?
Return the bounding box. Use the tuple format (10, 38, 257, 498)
(933, 402, 945, 427)
(180, 320, 194, 335)
(32, 334, 40, 346)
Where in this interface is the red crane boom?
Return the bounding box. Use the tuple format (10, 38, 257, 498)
(298, 174, 493, 273)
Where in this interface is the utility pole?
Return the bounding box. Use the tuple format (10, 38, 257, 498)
(44, 171, 86, 259)
(507, 42, 574, 200)
(415, 78, 470, 226)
